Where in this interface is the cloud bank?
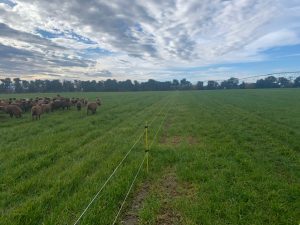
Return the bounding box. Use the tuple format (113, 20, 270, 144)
(0, 0, 299, 81)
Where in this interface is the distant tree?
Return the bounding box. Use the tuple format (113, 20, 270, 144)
(0, 79, 4, 92)
(256, 76, 279, 88)
(294, 76, 300, 87)
(278, 77, 292, 88)
(172, 79, 179, 89)
(207, 80, 219, 90)
(35, 79, 46, 92)
(81, 80, 91, 91)
(221, 77, 239, 89)
(90, 80, 98, 91)
(239, 82, 246, 89)
(265, 76, 279, 88)
(240, 82, 255, 89)
(28, 80, 36, 92)
(63, 80, 75, 92)
(160, 81, 172, 90)
(0, 78, 12, 92)
(97, 80, 104, 91)
(13, 78, 23, 93)
(142, 79, 158, 91)
(265, 76, 277, 83)
(133, 80, 140, 91)
(73, 80, 82, 91)
(50, 80, 63, 92)
(118, 79, 134, 91)
(21, 80, 30, 92)
(180, 78, 192, 90)
(196, 81, 204, 90)
(1, 74, 300, 93)
(255, 79, 264, 88)
(104, 79, 118, 91)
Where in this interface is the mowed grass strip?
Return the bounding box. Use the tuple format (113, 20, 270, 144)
(1, 89, 299, 225)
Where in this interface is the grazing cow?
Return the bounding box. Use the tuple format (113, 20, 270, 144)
(76, 101, 82, 111)
(71, 97, 77, 106)
(31, 105, 42, 120)
(87, 101, 101, 115)
(61, 100, 71, 110)
(81, 98, 88, 106)
(96, 98, 102, 106)
(51, 100, 63, 111)
(11, 99, 31, 113)
(0, 101, 7, 111)
(41, 103, 51, 113)
(4, 105, 22, 118)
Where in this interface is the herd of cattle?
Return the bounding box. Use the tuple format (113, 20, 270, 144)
(0, 95, 102, 120)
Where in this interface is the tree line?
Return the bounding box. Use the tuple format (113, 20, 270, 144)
(0, 76, 300, 93)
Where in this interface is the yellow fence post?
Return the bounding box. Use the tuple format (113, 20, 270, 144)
(145, 122, 149, 173)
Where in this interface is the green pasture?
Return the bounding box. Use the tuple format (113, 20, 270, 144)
(0, 89, 299, 225)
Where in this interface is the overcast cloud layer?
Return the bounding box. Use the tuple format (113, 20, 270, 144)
(0, 0, 300, 81)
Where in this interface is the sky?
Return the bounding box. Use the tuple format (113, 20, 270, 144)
(0, 0, 300, 82)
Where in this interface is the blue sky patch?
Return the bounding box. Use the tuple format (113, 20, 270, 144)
(0, 0, 16, 7)
(36, 29, 97, 45)
(133, 23, 143, 32)
(84, 47, 112, 55)
(263, 44, 300, 59)
(77, 47, 113, 60)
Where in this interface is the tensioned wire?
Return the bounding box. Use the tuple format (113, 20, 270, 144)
(111, 155, 146, 225)
(110, 99, 174, 224)
(72, 94, 173, 225)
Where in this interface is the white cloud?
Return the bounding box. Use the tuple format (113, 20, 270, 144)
(0, 0, 299, 80)
(245, 30, 300, 52)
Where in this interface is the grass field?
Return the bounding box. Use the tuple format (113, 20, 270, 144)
(0, 89, 299, 225)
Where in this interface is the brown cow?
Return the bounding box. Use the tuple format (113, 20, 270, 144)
(41, 103, 51, 113)
(31, 105, 42, 120)
(51, 100, 62, 111)
(76, 101, 82, 111)
(96, 98, 101, 106)
(4, 105, 22, 118)
(61, 100, 71, 110)
(81, 98, 88, 106)
(0, 101, 7, 111)
(87, 101, 101, 115)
